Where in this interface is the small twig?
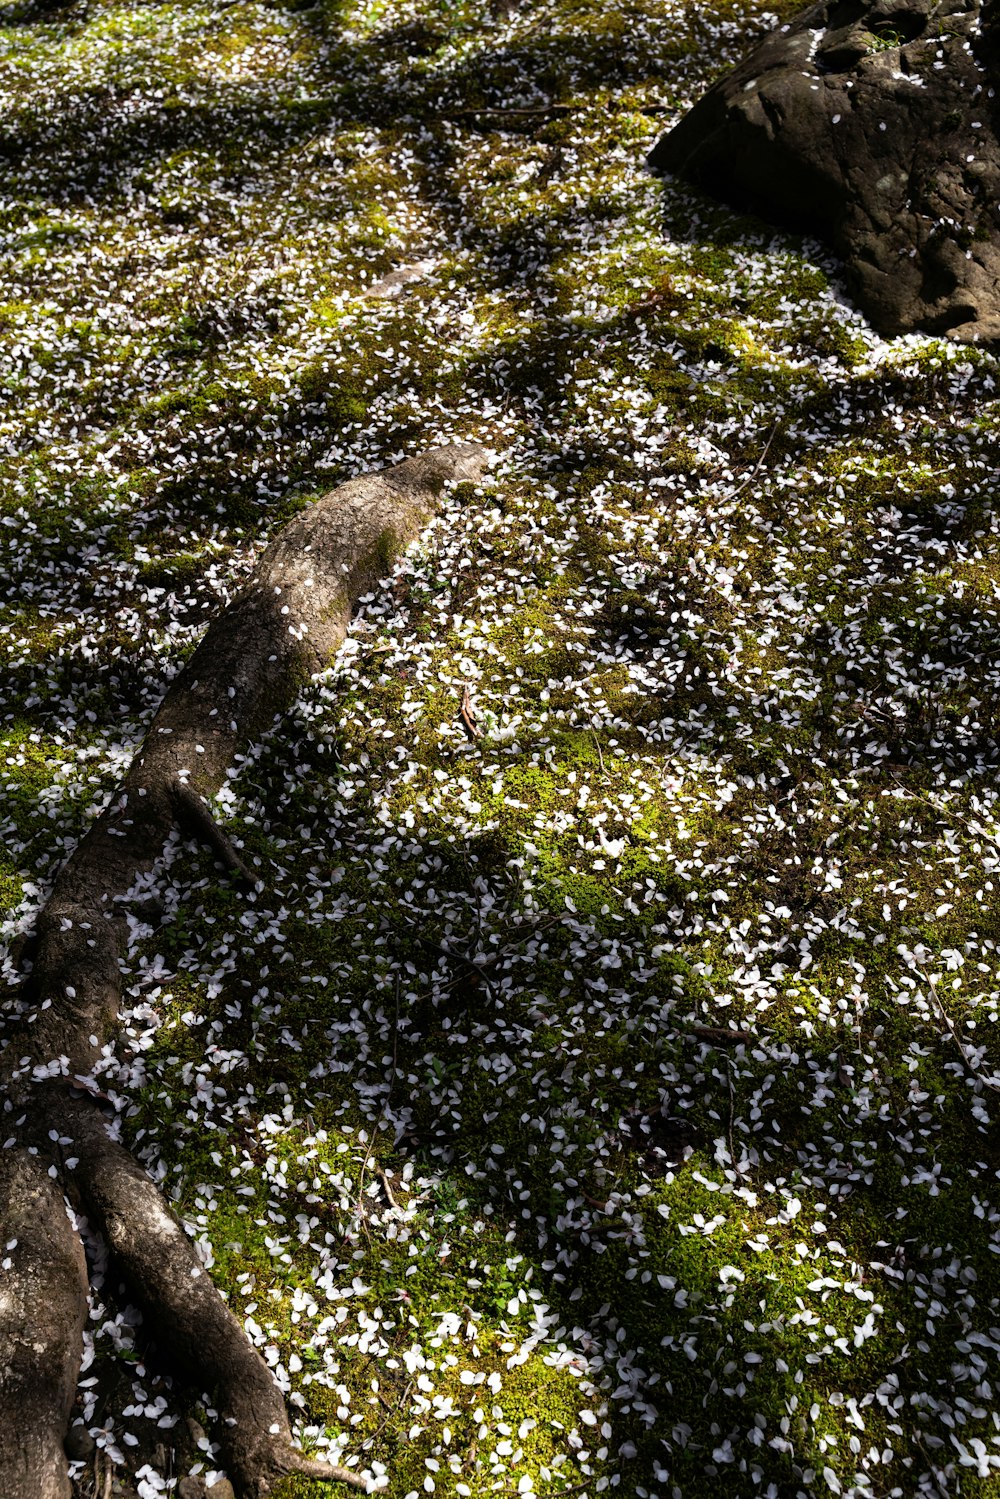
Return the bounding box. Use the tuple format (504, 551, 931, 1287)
(581, 1191, 610, 1214)
(725, 1059, 748, 1178)
(913, 1432, 951, 1499)
(388, 972, 400, 1100)
(931, 990, 1000, 1092)
(725, 419, 779, 501)
(688, 1023, 754, 1047)
(365, 1377, 413, 1448)
(416, 934, 495, 997)
(170, 778, 256, 886)
(374, 1166, 398, 1211)
(949, 641, 1000, 669)
(356, 975, 402, 1215)
(726, 1061, 737, 1162)
(459, 684, 482, 740)
(452, 103, 576, 119)
(591, 731, 606, 773)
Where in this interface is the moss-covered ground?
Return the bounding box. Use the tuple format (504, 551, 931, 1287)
(3, 0, 1000, 1496)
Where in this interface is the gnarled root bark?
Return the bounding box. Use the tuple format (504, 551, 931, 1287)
(67, 1099, 365, 1496)
(0, 443, 490, 1498)
(0, 1150, 89, 1499)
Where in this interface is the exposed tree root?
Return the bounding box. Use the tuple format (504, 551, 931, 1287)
(0, 1150, 89, 1499)
(0, 443, 490, 1498)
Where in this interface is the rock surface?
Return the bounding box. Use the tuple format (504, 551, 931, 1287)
(650, 0, 1000, 341)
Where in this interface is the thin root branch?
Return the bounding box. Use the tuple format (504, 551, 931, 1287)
(170, 777, 257, 885)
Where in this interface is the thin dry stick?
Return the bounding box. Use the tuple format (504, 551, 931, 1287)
(459, 684, 482, 740)
(581, 1191, 611, 1214)
(725, 1060, 740, 1175)
(356, 974, 403, 1215)
(931, 989, 1000, 1092)
(453, 103, 576, 119)
(417, 933, 496, 998)
(374, 1167, 398, 1211)
(689, 1023, 754, 1046)
(365, 1377, 414, 1450)
(913, 1433, 952, 1499)
(725, 419, 779, 502)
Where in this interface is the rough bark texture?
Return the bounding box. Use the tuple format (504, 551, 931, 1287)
(650, 0, 1000, 341)
(0, 442, 491, 1499)
(0, 1150, 89, 1499)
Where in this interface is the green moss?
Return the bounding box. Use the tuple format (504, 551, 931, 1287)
(0, 722, 66, 835)
(0, 855, 24, 919)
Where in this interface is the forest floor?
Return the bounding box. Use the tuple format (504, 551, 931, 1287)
(3, 0, 1000, 1496)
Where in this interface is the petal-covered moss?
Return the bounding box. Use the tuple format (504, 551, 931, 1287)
(4, 0, 1000, 1495)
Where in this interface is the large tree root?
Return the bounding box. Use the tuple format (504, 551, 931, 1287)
(0, 443, 490, 1499)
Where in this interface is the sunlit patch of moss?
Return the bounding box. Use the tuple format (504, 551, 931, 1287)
(0, 854, 24, 919)
(0, 720, 70, 834)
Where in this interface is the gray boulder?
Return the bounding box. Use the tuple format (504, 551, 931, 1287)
(650, 0, 1000, 341)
